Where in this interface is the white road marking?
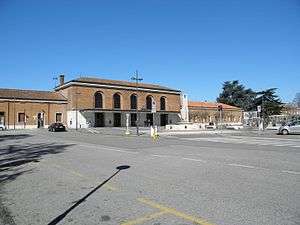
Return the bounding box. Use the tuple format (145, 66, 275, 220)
(243, 136, 300, 141)
(81, 144, 139, 154)
(184, 137, 300, 148)
(86, 128, 100, 134)
(104, 148, 139, 154)
(151, 154, 207, 163)
(182, 157, 207, 163)
(281, 170, 300, 175)
(151, 154, 169, 158)
(273, 144, 294, 147)
(227, 163, 256, 169)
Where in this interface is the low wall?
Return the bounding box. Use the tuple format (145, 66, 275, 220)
(166, 123, 205, 131)
(166, 122, 244, 131)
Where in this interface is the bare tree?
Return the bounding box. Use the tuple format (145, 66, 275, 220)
(293, 93, 300, 107)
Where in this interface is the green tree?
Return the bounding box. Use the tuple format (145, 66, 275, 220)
(254, 88, 283, 125)
(217, 80, 256, 111)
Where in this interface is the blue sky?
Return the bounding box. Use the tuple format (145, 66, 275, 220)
(0, 0, 299, 102)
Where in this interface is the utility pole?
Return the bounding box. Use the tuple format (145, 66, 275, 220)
(13, 97, 16, 130)
(24, 109, 26, 129)
(261, 94, 264, 130)
(258, 93, 271, 131)
(218, 105, 223, 129)
(75, 87, 81, 131)
(131, 70, 143, 136)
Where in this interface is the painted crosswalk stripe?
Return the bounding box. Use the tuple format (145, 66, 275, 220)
(227, 163, 255, 169)
(182, 157, 207, 163)
(282, 170, 300, 175)
(184, 137, 300, 148)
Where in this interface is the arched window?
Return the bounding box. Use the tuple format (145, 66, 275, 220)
(146, 96, 152, 110)
(113, 93, 121, 109)
(130, 94, 137, 109)
(94, 92, 103, 108)
(160, 97, 166, 110)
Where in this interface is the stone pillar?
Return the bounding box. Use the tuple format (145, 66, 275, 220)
(125, 113, 130, 135)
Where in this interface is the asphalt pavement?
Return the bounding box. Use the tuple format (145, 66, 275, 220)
(0, 129, 299, 225)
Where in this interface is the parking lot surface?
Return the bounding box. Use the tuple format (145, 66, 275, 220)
(0, 129, 299, 225)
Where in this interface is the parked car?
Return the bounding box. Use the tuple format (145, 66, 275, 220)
(0, 124, 6, 131)
(48, 123, 66, 132)
(205, 122, 216, 130)
(226, 124, 244, 130)
(278, 120, 300, 135)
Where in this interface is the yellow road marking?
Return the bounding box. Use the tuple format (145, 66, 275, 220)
(104, 183, 117, 191)
(121, 211, 167, 225)
(138, 198, 216, 225)
(51, 164, 117, 191)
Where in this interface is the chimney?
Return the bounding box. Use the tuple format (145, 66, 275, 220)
(59, 75, 65, 86)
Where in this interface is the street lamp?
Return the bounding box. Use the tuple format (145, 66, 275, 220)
(131, 70, 143, 136)
(257, 93, 273, 131)
(75, 87, 81, 131)
(217, 105, 223, 129)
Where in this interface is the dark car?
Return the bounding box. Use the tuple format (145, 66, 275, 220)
(48, 123, 66, 132)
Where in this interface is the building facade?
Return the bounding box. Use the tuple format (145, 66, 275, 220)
(55, 77, 182, 128)
(188, 101, 243, 124)
(267, 104, 300, 127)
(0, 89, 67, 129)
(0, 76, 182, 129)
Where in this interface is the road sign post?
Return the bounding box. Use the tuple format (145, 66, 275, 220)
(218, 105, 223, 129)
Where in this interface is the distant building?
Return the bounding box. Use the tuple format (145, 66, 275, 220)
(268, 104, 300, 126)
(281, 104, 300, 116)
(0, 75, 182, 129)
(188, 101, 243, 124)
(0, 88, 67, 129)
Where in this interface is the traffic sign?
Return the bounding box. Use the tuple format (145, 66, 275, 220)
(257, 105, 261, 113)
(151, 99, 156, 113)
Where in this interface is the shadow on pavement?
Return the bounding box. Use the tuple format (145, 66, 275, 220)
(0, 134, 32, 143)
(47, 165, 130, 225)
(0, 142, 74, 183)
(0, 134, 74, 225)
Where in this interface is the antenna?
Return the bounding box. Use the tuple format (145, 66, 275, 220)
(53, 77, 58, 88)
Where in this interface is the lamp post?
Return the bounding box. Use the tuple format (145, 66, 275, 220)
(218, 105, 223, 129)
(75, 87, 81, 131)
(131, 70, 143, 136)
(257, 93, 273, 131)
(13, 96, 16, 130)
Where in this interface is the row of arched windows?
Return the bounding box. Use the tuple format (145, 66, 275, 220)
(94, 92, 166, 110)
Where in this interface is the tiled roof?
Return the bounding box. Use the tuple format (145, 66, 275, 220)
(0, 88, 67, 102)
(60, 77, 181, 92)
(188, 101, 240, 110)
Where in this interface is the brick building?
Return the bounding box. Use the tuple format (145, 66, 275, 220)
(0, 89, 67, 129)
(56, 76, 182, 128)
(0, 76, 182, 129)
(188, 101, 243, 124)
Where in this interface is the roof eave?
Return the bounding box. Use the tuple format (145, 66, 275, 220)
(55, 80, 181, 93)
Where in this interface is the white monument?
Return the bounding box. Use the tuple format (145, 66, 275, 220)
(180, 94, 189, 122)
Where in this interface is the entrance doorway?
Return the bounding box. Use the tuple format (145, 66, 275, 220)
(0, 112, 4, 126)
(95, 113, 105, 127)
(146, 113, 153, 126)
(37, 113, 44, 128)
(114, 113, 121, 127)
(160, 114, 168, 126)
(130, 113, 137, 127)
